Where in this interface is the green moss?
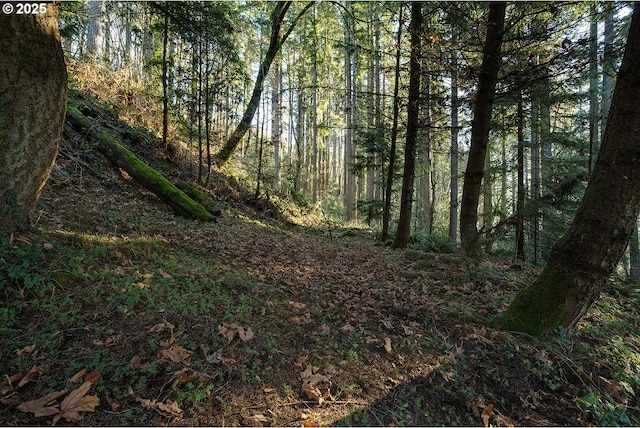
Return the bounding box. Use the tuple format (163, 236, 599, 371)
(497, 263, 566, 336)
(67, 105, 214, 222)
(175, 181, 221, 216)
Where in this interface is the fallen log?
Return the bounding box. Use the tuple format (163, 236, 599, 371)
(175, 181, 221, 217)
(66, 105, 215, 222)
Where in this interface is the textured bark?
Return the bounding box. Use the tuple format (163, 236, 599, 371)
(499, 4, 640, 336)
(393, 1, 423, 249)
(0, 5, 67, 230)
(459, 3, 506, 257)
(66, 106, 215, 222)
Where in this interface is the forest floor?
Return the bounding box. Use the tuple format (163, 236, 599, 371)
(2, 89, 640, 427)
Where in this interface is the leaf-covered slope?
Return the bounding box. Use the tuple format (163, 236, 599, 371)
(1, 92, 639, 427)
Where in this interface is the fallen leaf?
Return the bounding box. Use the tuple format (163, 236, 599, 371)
(15, 344, 36, 356)
(219, 323, 238, 343)
(162, 368, 200, 391)
(157, 268, 173, 279)
(84, 371, 101, 384)
(105, 395, 120, 411)
(288, 301, 306, 309)
(200, 345, 223, 364)
(300, 365, 333, 405)
(68, 369, 87, 384)
(53, 381, 100, 424)
(157, 400, 183, 417)
(241, 413, 269, 427)
(17, 389, 68, 418)
(481, 403, 493, 428)
(137, 397, 183, 417)
(0, 373, 24, 394)
(238, 327, 255, 342)
(219, 323, 254, 343)
(148, 320, 174, 333)
(383, 337, 392, 354)
(17, 365, 44, 387)
(130, 355, 148, 369)
(158, 345, 192, 364)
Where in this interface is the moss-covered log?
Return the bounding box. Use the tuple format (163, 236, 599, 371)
(66, 106, 215, 222)
(175, 181, 221, 217)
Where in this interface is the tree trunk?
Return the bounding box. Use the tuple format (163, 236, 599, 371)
(601, 2, 615, 138)
(343, 0, 357, 221)
(86, 0, 104, 57)
(66, 106, 215, 222)
(161, 11, 169, 152)
(630, 220, 640, 282)
(498, 4, 640, 336)
(393, 1, 423, 249)
(0, 5, 67, 230)
(449, 45, 459, 242)
(588, 6, 599, 175)
(420, 10, 433, 235)
(530, 82, 541, 264)
(459, 2, 506, 257)
(381, 3, 404, 242)
(515, 94, 525, 260)
(273, 57, 282, 192)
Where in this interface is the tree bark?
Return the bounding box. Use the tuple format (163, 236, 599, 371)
(459, 2, 506, 257)
(381, 3, 404, 242)
(0, 4, 67, 230)
(343, 0, 357, 221)
(515, 94, 525, 260)
(393, 1, 423, 249)
(66, 106, 215, 222)
(498, 4, 640, 336)
(449, 42, 459, 242)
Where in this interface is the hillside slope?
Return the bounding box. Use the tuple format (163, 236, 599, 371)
(1, 90, 639, 426)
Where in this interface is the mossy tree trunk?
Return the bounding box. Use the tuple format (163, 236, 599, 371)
(498, 4, 640, 336)
(0, 5, 67, 230)
(66, 106, 215, 222)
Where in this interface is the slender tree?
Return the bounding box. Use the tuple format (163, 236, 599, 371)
(0, 4, 68, 230)
(215, 2, 313, 167)
(449, 38, 459, 242)
(459, 2, 507, 257)
(381, 4, 404, 242)
(393, 1, 423, 249)
(499, 4, 640, 336)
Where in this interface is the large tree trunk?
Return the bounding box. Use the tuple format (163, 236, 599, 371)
(0, 5, 67, 230)
(66, 106, 216, 222)
(393, 1, 423, 249)
(459, 2, 506, 257)
(498, 4, 640, 336)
